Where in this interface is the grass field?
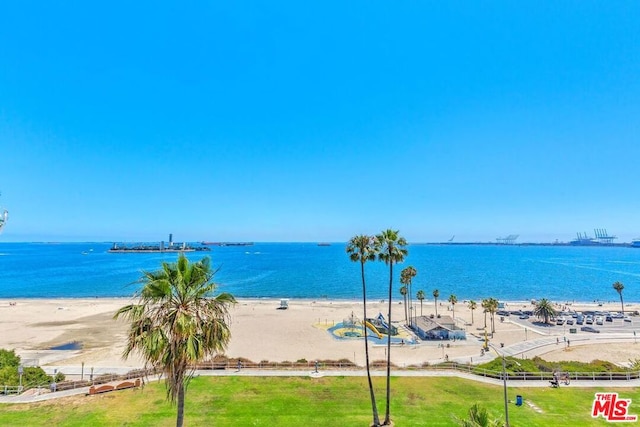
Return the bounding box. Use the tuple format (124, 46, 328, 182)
(1, 376, 638, 426)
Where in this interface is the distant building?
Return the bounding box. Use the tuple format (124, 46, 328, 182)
(412, 315, 466, 340)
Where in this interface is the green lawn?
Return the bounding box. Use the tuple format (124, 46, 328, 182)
(1, 376, 638, 426)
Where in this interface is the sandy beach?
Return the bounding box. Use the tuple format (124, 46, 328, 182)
(1, 298, 638, 374)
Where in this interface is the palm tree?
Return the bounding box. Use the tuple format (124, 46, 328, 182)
(468, 300, 477, 325)
(399, 284, 409, 325)
(448, 294, 458, 322)
(346, 235, 381, 426)
(375, 229, 408, 426)
(613, 281, 625, 314)
(401, 266, 417, 325)
(114, 254, 235, 427)
(481, 299, 490, 328)
(487, 298, 499, 333)
(456, 403, 502, 427)
(433, 289, 440, 317)
(533, 298, 557, 324)
(416, 290, 426, 316)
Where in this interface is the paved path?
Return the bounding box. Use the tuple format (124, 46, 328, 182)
(2, 368, 638, 404)
(3, 333, 638, 404)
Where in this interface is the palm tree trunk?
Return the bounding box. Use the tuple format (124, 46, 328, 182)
(434, 298, 438, 317)
(361, 262, 381, 426)
(404, 293, 409, 325)
(408, 282, 412, 327)
(384, 262, 393, 425)
(176, 382, 185, 427)
(620, 294, 625, 314)
(420, 300, 423, 316)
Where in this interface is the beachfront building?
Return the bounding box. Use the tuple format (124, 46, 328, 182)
(412, 315, 466, 340)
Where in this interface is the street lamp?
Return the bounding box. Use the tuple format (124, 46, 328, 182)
(486, 343, 510, 427)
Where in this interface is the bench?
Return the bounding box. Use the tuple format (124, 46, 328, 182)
(88, 378, 141, 395)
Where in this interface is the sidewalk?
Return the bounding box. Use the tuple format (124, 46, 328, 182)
(2, 367, 639, 404)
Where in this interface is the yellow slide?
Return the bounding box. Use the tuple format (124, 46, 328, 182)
(364, 321, 383, 339)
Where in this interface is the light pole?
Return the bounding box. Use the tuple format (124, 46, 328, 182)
(486, 343, 510, 427)
(18, 365, 23, 393)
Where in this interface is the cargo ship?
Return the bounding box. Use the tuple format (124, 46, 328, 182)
(109, 234, 211, 253)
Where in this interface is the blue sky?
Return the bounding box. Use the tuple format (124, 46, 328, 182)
(1, 2, 639, 243)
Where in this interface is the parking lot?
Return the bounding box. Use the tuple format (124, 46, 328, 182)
(499, 309, 638, 335)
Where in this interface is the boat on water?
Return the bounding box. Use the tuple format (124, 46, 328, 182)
(317, 243, 331, 246)
(109, 234, 211, 253)
(201, 241, 254, 246)
(631, 239, 640, 248)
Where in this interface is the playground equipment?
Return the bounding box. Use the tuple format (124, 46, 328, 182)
(364, 321, 383, 339)
(366, 313, 398, 336)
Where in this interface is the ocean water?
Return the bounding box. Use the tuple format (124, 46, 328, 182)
(0, 242, 638, 303)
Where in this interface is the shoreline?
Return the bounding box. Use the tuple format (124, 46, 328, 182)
(1, 298, 638, 374)
(1, 296, 638, 305)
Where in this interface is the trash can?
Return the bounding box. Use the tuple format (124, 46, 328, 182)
(516, 395, 523, 406)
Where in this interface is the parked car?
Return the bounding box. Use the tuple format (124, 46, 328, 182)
(556, 317, 565, 325)
(596, 316, 604, 325)
(519, 314, 529, 319)
(605, 315, 613, 322)
(576, 315, 584, 325)
(566, 319, 574, 325)
(624, 316, 632, 323)
(586, 316, 594, 324)
(581, 326, 600, 333)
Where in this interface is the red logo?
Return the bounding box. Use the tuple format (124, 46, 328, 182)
(592, 393, 637, 422)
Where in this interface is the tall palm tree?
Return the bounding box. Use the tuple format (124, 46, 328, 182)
(613, 281, 625, 314)
(468, 300, 477, 325)
(481, 299, 490, 328)
(448, 294, 458, 322)
(433, 289, 440, 317)
(375, 229, 408, 426)
(401, 266, 417, 325)
(416, 290, 426, 316)
(399, 283, 409, 325)
(533, 298, 557, 324)
(115, 254, 235, 427)
(487, 298, 499, 333)
(346, 235, 381, 426)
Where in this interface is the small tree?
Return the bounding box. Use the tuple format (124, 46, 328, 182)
(534, 298, 557, 324)
(456, 403, 502, 427)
